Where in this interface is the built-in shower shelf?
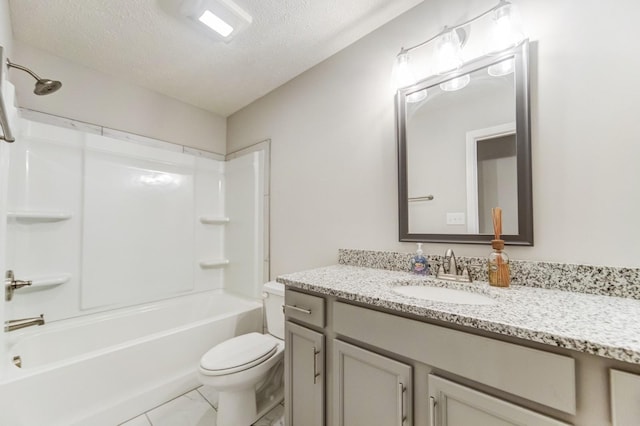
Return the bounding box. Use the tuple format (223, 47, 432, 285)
(199, 216, 230, 224)
(23, 273, 71, 290)
(7, 211, 73, 222)
(199, 260, 230, 269)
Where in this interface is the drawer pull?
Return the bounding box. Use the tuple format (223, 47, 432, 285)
(313, 346, 321, 384)
(284, 304, 312, 315)
(398, 383, 406, 425)
(429, 396, 437, 426)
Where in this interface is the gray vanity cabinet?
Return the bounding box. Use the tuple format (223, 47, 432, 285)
(285, 320, 325, 426)
(284, 285, 640, 425)
(428, 375, 569, 426)
(610, 369, 640, 425)
(333, 339, 412, 426)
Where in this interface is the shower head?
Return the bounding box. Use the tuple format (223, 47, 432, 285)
(34, 78, 62, 95)
(6, 59, 62, 96)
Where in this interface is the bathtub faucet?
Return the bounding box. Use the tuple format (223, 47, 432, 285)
(4, 314, 45, 332)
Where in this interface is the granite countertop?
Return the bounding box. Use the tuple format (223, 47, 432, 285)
(277, 265, 640, 365)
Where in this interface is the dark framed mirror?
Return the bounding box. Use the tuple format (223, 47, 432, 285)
(397, 40, 532, 245)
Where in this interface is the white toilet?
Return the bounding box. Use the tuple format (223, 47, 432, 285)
(198, 281, 285, 426)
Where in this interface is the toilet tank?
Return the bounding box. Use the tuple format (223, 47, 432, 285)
(263, 281, 285, 339)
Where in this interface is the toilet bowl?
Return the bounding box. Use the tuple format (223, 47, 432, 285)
(198, 281, 285, 426)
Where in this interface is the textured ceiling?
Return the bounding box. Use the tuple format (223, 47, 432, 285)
(9, 0, 422, 117)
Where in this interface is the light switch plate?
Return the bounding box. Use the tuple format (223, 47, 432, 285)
(446, 212, 466, 225)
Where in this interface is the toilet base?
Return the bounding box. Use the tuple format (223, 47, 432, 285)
(216, 387, 284, 426)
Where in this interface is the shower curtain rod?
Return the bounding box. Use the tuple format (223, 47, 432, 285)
(0, 46, 16, 143)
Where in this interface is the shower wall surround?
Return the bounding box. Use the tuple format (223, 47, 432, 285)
(5, 112, 265, 322)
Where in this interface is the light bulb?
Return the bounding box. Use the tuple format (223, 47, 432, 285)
(435, 28, 464, 74)
(391, 50, 417, 91)
(490, 2, 525, 52)
(488, 58, 515, 76)
(439, 74, 471, 92)
(406, 89, 428, 103)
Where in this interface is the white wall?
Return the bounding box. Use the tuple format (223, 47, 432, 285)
(0, 0, 11, 56)
(10, 42, 227, 154)
(228, 0, 640, 275)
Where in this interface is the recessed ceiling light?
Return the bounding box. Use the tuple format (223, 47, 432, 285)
(178, 0, 252, 42)
(198, 10, 234, 37)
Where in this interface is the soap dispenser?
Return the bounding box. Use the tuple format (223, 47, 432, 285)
(411, 243, 429, 275)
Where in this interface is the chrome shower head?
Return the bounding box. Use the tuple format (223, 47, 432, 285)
(34, 79, 62, 95)
(6, 59, 62, 96)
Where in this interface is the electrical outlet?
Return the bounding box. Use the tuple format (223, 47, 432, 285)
(446, 212, 465, 225)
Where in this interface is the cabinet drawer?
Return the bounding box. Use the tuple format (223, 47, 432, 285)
(611, 369, 640, 425)
(285, 289, 325, 327)
(334, 301, 576, 415)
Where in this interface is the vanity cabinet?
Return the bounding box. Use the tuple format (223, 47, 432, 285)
(284, 320, 325, 426)
(284, 285, 640, 425)
(428, 375, 569, 426)
(284, 289, 326, 426)
(610, 369, 640, 425)
(333, 339, 412, 425)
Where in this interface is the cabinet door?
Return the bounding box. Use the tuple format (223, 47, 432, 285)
(428, 375, 570, 426)
(285, 320, 324, 426)
(333, 339, 412, 426)
(611, 369, 640, 426)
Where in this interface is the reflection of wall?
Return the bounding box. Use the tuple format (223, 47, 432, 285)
(407, 74, 514, 234)
(229, 0, 640, 272)
(477, 135, 517, 234)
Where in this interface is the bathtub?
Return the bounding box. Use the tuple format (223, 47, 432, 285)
(0, 290, 263, 426)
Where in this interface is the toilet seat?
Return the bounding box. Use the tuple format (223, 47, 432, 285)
(200, 332, 279, 376)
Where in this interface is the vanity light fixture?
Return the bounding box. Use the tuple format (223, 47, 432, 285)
(392, 0, 525, 92)
(391, 49, 428, 102)
(179, 0, 252, 42)
(489, 1, 524, 52)
(435, 27, 465, 75)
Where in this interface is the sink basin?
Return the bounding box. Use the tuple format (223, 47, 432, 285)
(392, 285, 497, 305)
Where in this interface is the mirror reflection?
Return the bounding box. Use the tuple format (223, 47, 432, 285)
(397, 41, 532, 245)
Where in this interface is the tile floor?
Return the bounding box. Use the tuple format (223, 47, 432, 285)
(119, 385, 284, 426)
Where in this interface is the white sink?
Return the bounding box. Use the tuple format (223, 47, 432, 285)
(392, 285, 497, 305)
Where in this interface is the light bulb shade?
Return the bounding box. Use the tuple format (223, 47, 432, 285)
(392, 51, 417, 90)
(488, 58, 515, 76)
(490, 2, 525, 52)
(439, 74, 471, 92)
(435, 29, 464, 74)
(406, 89, 428, 103)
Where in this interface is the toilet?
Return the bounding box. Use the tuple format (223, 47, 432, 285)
(198, 281, 285, 426)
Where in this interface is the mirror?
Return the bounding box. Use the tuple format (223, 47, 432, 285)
(397, 41, 532, 245)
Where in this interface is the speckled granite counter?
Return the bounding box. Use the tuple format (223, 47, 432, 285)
(277, 264, 640, 365)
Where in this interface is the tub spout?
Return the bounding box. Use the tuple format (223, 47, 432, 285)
(5, 314, 45, 332)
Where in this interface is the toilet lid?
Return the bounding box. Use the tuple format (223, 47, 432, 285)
(200, 332, 278, 376)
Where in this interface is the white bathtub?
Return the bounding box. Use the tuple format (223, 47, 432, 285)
(0, 290, 263, 426)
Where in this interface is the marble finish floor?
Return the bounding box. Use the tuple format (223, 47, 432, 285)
(119, 385, 284, 426)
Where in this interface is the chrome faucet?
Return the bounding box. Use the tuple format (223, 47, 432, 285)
(5, 314, 45, 332)
(444, 249, 458, 274)
(5, 270, 32, 301)
(436, 249, 472, 283)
